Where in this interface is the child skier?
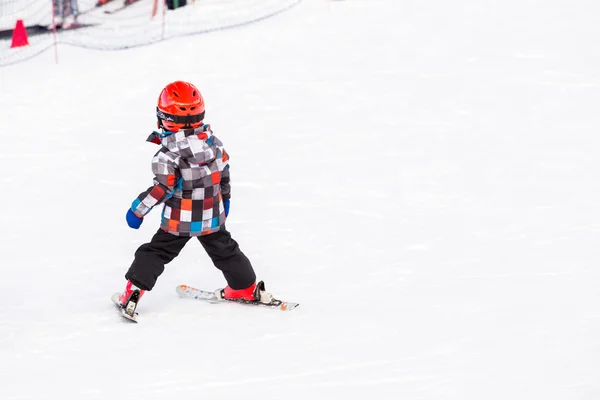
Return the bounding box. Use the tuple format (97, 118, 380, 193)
(115, 81, 273, 317)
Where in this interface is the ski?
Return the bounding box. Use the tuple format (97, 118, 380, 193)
(104, 0, 142, 14)
(47, 23, 99, 31)
(176, 284, 300, 311)
(111, 292, 139, 323)
(77, 1, 115, 16)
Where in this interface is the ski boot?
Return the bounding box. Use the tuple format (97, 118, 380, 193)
(47, 18, 63, 30)
(61, 15, 78, 29)
(112, 280, 145, 319)
(219, 281, 274, 304)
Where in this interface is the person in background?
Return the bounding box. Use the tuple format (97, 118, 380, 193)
(50, 0, 79, 29)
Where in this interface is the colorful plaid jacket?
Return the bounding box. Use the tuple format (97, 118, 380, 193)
(131, 124, 230, 237)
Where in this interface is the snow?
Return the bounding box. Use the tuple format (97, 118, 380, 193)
(1, 0, 600, 398)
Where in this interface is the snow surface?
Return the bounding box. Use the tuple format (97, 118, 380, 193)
(1, 0, 600, 399)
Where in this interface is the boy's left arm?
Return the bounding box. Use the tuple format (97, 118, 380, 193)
(217, 148, 231, 217)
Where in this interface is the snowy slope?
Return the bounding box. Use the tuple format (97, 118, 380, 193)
(1, 0, 599, 399)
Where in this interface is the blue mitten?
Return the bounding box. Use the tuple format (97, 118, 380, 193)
(223, 199, 230, 217)
(126, 209, 143, 229)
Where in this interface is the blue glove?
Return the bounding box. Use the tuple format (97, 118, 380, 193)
(126, 209, 143, 229)
(223, 199, 230, 217)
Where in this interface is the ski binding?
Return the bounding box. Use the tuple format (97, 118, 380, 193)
(111, 292, 139, 323)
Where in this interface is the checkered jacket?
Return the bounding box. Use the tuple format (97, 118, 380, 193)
(131, 124, 230, 237)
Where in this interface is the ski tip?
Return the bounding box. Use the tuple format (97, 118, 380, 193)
(281, 302, 299, 311)
(176, 284, 192, 297)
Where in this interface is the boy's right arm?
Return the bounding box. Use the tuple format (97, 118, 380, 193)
(131, 152, 178, 217)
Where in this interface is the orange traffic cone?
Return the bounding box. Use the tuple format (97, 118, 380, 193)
(10, 19, 29, 48)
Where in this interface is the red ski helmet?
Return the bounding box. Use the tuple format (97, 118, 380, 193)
(157, 81, 205, 131)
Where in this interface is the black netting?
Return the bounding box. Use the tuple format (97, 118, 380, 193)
(0, 0, 302, 66)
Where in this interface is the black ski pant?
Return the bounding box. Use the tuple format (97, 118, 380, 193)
(125, 227, 256, 291)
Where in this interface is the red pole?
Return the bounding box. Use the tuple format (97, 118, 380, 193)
(162, 0, 166, 40)
(151, 0, 159, 19)
(51, 0, 58, 63)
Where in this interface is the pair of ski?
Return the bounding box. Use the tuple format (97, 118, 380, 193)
(103, 0, 143, 15)
(77, 0, 142, 16)
(47, 22, 98, 31)
(112, 283, 300, 323)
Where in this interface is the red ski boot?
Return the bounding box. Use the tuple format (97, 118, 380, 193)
(221, 281, 273, 304)
(114, 280, 145, 318)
